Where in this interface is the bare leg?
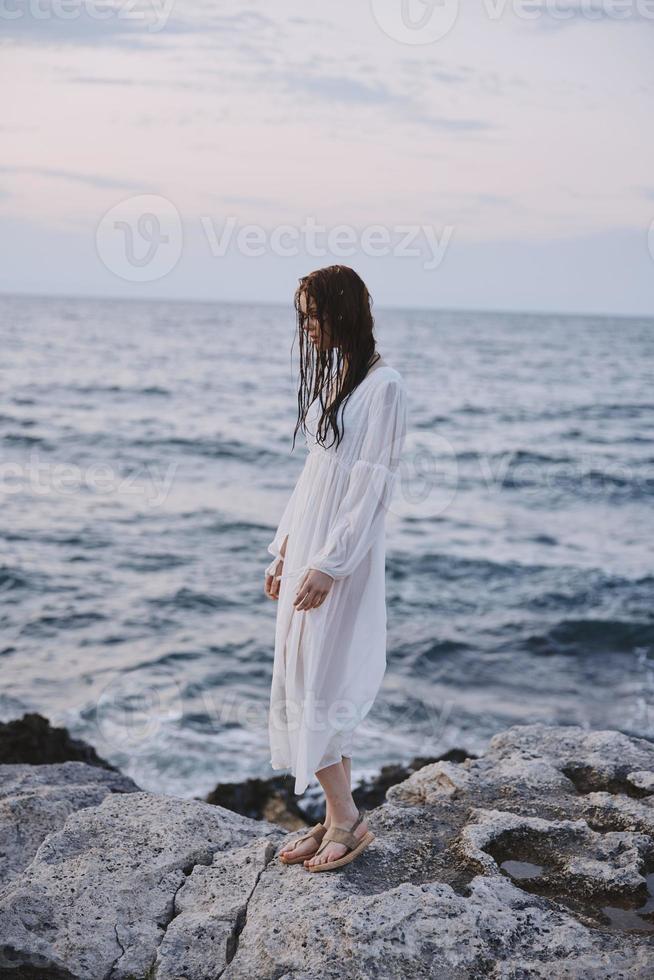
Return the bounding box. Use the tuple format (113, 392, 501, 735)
(324, 754, 351, 827)
(278, 754, 349, 862)
(304, 754, 368, 868)
(279, 755, 360, 862)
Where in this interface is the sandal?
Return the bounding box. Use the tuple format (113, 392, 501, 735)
(279, 822, 327, 864)
(305, 809, 375, 872)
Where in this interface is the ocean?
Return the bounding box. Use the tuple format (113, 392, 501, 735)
(1, 294, 652, 798)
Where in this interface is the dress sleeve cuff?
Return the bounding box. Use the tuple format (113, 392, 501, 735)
(265, 555, 283, 578)
(267, 530, 289, 560)
(304, 561, 339, 581)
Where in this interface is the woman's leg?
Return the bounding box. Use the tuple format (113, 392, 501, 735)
(305, 754, 369, 868)
(278, 754, 349, 861)
(324, 754, 350, 826)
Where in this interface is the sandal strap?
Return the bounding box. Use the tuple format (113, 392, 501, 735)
(321, 826, 358, 850)
(303, 822, 327, 843)
(313, 810, 366, 856)
(350, 809, 365, 833)
(288, 822, 325, 852)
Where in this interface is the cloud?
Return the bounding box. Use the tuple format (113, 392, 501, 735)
(0, 166, 148, 191)
(1, 12, 173, 48)
(0, 3, 277, 48)
(399, 59, 474, 86)
(283, 73, 399, 106)
(410, 113, 496, 132)
(273, 65, 495, 133)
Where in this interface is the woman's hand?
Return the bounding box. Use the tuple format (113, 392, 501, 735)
(264, 556, 284, 601)
(293, 568, 334, 611)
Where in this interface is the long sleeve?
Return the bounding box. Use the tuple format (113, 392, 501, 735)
(264, 477, 300, 577)
(306, 377, 408, 580)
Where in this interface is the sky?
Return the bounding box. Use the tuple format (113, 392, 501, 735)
(1, 0, 653, 315)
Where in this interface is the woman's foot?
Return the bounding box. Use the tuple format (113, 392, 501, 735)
(303, 807, 368, 869)
(279, 812, 332, 862)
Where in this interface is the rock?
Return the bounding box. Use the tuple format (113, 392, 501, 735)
(222, 723, 654, 979)
(0, 762, 139, 889)
(628, 771, 654, 795)
(154, 837, 276, 980)
(223, 871, 654, 980)
(0, 714, 116, 770)
(1, 723, 653, 979)
(487, 725, 654, 801)
(459, 807, 654, 895)
(0, 790, 282, 979)
(204, 774, 308, 830)
(386, 758, 472, 804)
(348, 747, 477, 814)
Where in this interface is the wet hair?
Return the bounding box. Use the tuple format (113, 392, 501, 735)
(291, 264, 380, 452)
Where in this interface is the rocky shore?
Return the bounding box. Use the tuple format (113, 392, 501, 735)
(0, 715, 653, 978)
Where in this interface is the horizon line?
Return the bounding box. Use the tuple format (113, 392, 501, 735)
(0, 288, 652, 324)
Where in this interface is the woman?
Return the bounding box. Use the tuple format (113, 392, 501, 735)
(263, 264, 408, 872)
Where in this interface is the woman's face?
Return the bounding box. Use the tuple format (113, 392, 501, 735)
(299, 289, 331, 350)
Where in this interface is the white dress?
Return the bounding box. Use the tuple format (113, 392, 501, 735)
(264, 359, 408, 795)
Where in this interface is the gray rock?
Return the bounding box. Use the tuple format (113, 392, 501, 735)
(220, 869, 653, 979)
(223, 723, 654, 979)
(154, 837, 276, 980)
(0, 790, 282, 979)
(628, 771, 654, 794)
(579, 791, 654, 837)
(386, 758, 472, 803)
(1, 723, 653, 979)
(459, 807, 653, 895)
(0, 762, 139, 889)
